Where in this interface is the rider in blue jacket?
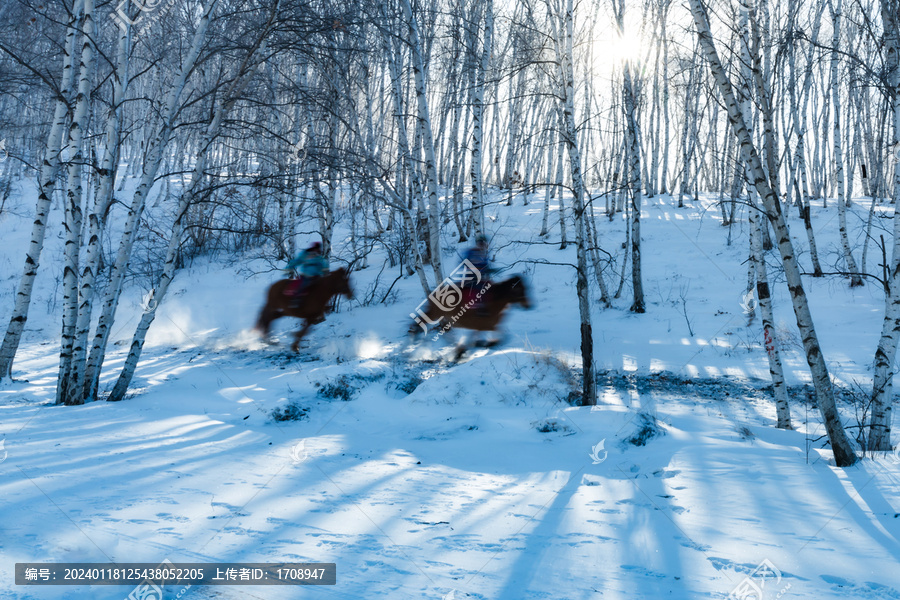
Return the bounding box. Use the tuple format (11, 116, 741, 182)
(464, 234, 490, 276)
(463, 235, 492, 314)
(285, 241, 329, 304)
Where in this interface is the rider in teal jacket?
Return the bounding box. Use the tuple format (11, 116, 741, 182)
(286, 241, 329, 302)
(287, 241, 329, 278)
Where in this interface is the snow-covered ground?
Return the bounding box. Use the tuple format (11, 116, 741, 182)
(1, 181, 899, 599)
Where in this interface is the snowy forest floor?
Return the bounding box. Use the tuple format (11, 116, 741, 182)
(2, 184, 900, 599)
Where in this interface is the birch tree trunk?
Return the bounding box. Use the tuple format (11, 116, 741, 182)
(400, 0, 444, 282)
(83, 0, 219, 401)
(469, 0, 492, 238)
(617, 0, 644, 313)
(830, 0, 863, 287)
(448, 15, 469, 240)
(677, 59, 697, 208)
(539, 119, 556, 237)
(868, 0, 900, 451)
(381, 9, 432, 286)
(57, 0, 95, 406)
(106, 12, 274, 400)
(749, 204, 792, 428)
(555, 107, 568, 249)
(750, 6, 779, 196)
(68, 14, 132, 402)
(787, 3, 825, 274)
(0, 0, 83, 381)
(739, 7, 791, 428)
(659, 0, 671, 195)
(555, 0, 595, 404)
(690, 0, 857, 466)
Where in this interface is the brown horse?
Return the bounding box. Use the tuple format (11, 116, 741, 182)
(409, 275, 532, 359)
(256, 268, 354, 351)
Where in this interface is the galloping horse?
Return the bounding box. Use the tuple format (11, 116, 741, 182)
(256, 268, 354, 351)
(409, 275, 532, 359)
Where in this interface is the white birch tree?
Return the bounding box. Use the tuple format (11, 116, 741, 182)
(82, 0, 220, 402)
(868, 0, 900, 451)
(0, 0, 83, 381)
(56, 0, 95, 405)
(690, 0, 857, 466)
(552, 0, 595, 404)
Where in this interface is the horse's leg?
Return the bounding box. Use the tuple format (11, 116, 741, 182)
(256, 305, 279, 340)
(290, 320, 313, 353)
(485, 327, 506, 348)
(469, 331, 482, 348)
(408, 319, 428, 338)
(264, 311, 286, 345)
(409, 305, 442, 338)
(451, 331, 469, 361)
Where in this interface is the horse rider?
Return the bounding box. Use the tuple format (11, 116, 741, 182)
(463, 234, 492, 313)
(285, 241, 329, 306)
(464, 234, 490, 275)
